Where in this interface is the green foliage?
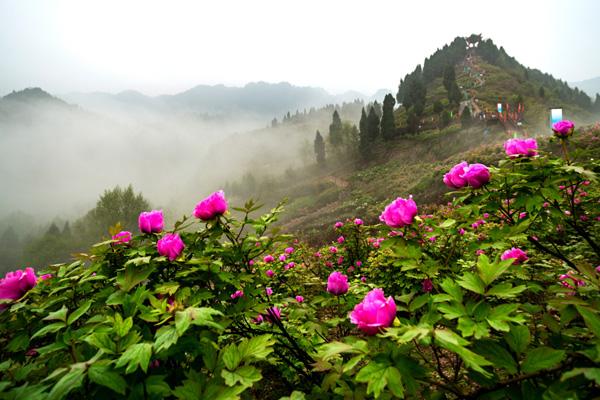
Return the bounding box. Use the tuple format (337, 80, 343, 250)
(313, 130, 325, 165)
(1, 131, 599, 399)
(380, 93, 397, 141)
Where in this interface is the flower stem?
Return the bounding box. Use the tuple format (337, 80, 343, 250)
(560, 139, 571, 164)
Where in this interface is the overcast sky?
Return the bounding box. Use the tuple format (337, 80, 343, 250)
(1, 0, 599, 96)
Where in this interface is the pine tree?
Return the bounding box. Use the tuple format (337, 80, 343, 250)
(406, 107, 419, 133)
(359, 108, 368, 137)
(314, 130, 326, 165)
(594, 94, 600, 113)
(538, 86, 545, 98)
(440, 110, 452, 128)
(328, 110, 343, 146)
(433, 100, 443, 113)
(380, 94, 396, 140)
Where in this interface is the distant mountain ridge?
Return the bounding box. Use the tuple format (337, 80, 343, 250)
(58, 82, 390, 121)
(570, 76, 600, 97)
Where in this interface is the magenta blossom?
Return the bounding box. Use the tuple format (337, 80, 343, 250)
(0, 268, 38, 310)
(443, 161, 469, 189)
(329, 246, 338, 253)
(349, 288, 396, 335)
(193, 190, 228, 221)
(354, 218, 364, 226)
(230, 290, 244, 299)
(266, 287, 273, 296)
(422, 278, 433, 293)
(334, 221, 343, 229)
(284, 247, 294, 254)
(279, 254, 287, 262)
(265, 306, 281, 323)
(379, 196, 418, 228)
(337, 236, 345, 244)
(138, 210, 164, 234)
(263, 255, 274, 263)
(157, 233, 185, 261)
(461, 163, 490, 189)
(552, 120, 575, 138)
(327, 271, 349, 295)
(360, 276, 367, 283)
(501, 247, 528, 265)
(265, 269, 274, 278)
(112, 230, 132, 244)
(504, 138, 538, 157)
(295, 295, 304, 303)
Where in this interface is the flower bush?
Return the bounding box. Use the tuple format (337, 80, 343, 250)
(0, 127, 599, 399)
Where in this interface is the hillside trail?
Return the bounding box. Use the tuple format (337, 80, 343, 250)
(458, 52, 485, 117)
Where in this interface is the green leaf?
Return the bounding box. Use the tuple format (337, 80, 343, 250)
(114, 313, 133, 337)
(473, 340, 517, 374)
(355, 361, 390, 399)
(504, 325, 530, 354)
(477, 255, 513, 286)
(438, 303, 465, 320)
(31, 322, 66, 340)
(43, 305, 68, 322)
(117, 263, 154, 292)
(438, 218, 456, 228)
(238, 334, 276, 362)
(521, 347, 565, 374)
(440, 278, 463, 302)
(47, 367, 85, 400)
(575, 306, 600, 337)
(409, 294, 429, 312)
(179, 307, 223, 331)
(561, 368, 600, 385)
(385, 366, 404, 398)
(221, 365, 262, 387)
(457, 272, 485, 295)
(155, 282, 180, 295)
(222, 344, 242, 371)
(486, 304, 523, 332)
(435, 329, 492, 377)
(317, 341, 358, 361)
(88, 364, 126, 395)
(6, 333, 29, 352)
(154, 325, 180, 353)
(145, 375, 172, 397)
(85, 333, 117, 354)
(280, 391, 306, 400)
(115, 343, 153, 374)
(486, 283, 527, 298)
(67, 300, 92, 325)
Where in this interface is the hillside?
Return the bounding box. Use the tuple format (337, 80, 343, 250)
(226, 35, 600, 242)
(571, 76, 600, 97)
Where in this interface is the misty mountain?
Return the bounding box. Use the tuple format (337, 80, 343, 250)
(61, 82, 388, 123)
(570, 76, 600, 97)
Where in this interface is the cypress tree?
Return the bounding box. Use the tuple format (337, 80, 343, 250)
(461, 107, 472, 127)
(359, 108, 368, 137)
(594, 94, 600, 113)
(366, 106, 380, 140)
(380, 94, 396, 140)
(328, 110, 343, 146)
(314, 130, 326, 165)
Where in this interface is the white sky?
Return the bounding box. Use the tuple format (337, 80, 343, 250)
(1, 0, 599, 96)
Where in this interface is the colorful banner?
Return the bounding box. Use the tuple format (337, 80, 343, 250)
(497, 103, 503, 113)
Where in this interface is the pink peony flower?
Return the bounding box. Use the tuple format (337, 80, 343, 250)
(314, 251, 322, 258)
(443, 161, 469, 189)
(295, 295, 304, 303)
(230, 290, 244, 299)
(360, 276, 367, 283)
(334, 221, 344, 229)
(461, 163, 490, 189)
(112, 230, 132, 244)
(265, 269, 274, 278)
(475, 249, 486, 256)
(379, 196, 418, 228)
(519, 212, 527, 219)
(349, 288, 396, 335)
(552, 120, 575, 138)
(266, 287, 273, 296)
(265, 306, 281, 323)
(504, 138, 538, 157)
(337, 236, 345, 244)
(422, 278, 433, 293)
(327, 271, 349, 295)
(354, 218, 364, 226)
(337, 256, 344, 265)
(138, 210, 164, 234)
(329, 246, 338, 253)
(355, 261, 362, 268)
(501, 247, 528, 265)
(284, 247, 294, 254)
(459, 228, 466, 235)
(279, 254, 287, 262)
(157, 233, 185, 261)
(347, 266, 355, 273)
(264, 255, 274, 263)
(249, 260, 255, 266)
(0, 268, 38, 310)
(285, 262, 295, 270)
(193, 190, 228, 221)
(39, 274, 52, 281)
